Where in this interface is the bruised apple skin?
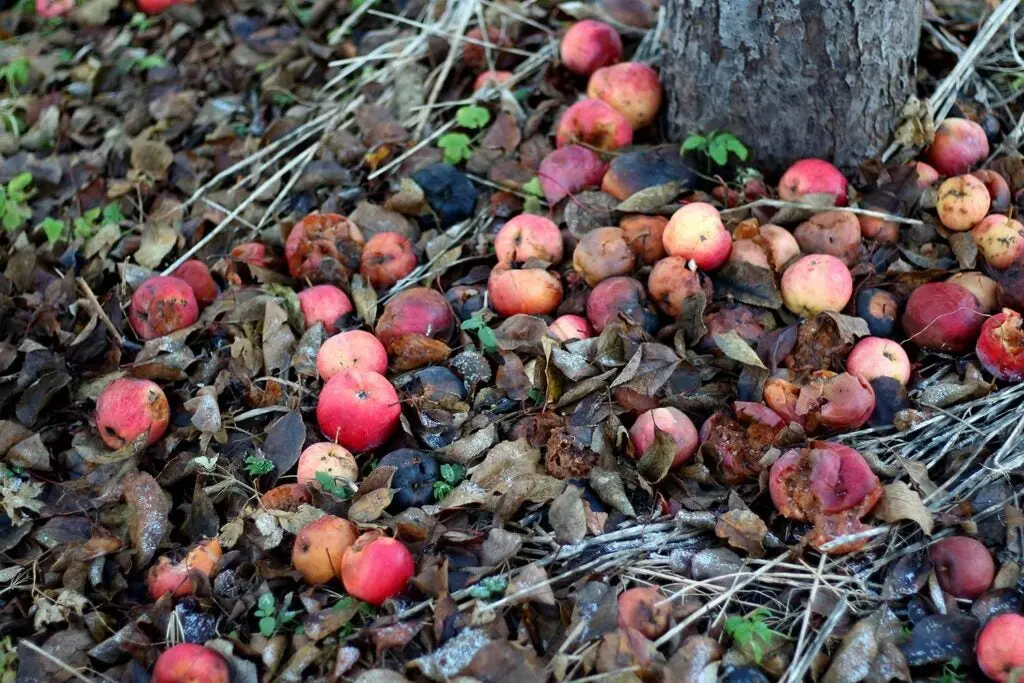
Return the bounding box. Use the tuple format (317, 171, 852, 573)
(171, 260, 219, 307)
(928, 536, 995, 599)
(341, 532, 416, 605)
(768, 442, 882, 553)
(262, 483, 312, 511)
(728, 239, 771, 270)
(972, 169, 1012, 214)
(936, 174, 991, 231)
(586, 62, 662, 129)
(152, 643, 229, 683)
(473, 70, 514, 91)
(488, 265, 563, 317)
(647, 256, 701, 317)
(976, 308, 1024, 381)
(601, 145, 697, 202)
(560, 20, 622, 76)
(913, 161, 940, 188)
(663, 202, 732, 271)
(972, 214, 1024, 270)
(96, 378, 169, 449)
(699, 401, 785, 483)
(628, 407, 699, 468)
(902, 282, 985, 353)
(948, 271, 999, 312)
(845, 337, 912, 386)
(129, 276, 199, 340)
(780, 255, 853, 317)
(549, 314, 594, 342)
(230, 241, 273, 268)
(617, 586, 670, 639)
(285, 213, 365, 283)
(758, 224, 801, 272)
(793, 210, 861, 265)
(620, 215, 668, 264)
(296, 442, 359, 486)
(317, 330, 388, 380)
(763, 371, 875, 432)
(926, 117, 990, 176)
(586, 276, 657, 332)
(777, 158, 848, 207)
(317, 369, 401, 452)
(297, 284, 353, 334)
(538, 145, 608, 205)
(977, 613, 1024, 682)
(494, 214, 564, 265)
(359, 232, 417, 290)
(146, 539, 222, 599)
(292, 515, 358, 585)
(573, 227, 635, 286)
(555, 99, 633, 152)
(374, 287, 456, 351)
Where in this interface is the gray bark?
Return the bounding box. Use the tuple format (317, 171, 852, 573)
(662, 0, 923, 174)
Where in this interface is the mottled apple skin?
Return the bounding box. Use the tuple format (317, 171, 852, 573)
(976, 309, 1024, 381)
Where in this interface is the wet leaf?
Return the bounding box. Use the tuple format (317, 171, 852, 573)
(261, 411, 305, 488)
(875, 481, 933, 535)
(123, 472, 170, 568)
(899, 613, 978, 667)
(389, 334, 451, 372)
(823, 607, 902, 683)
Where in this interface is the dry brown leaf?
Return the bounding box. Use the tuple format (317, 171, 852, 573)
(875, 481, 934, 535)
(122, 472, 170, 568)
(130, 139, 174, 181)
(637, 428, 676, 483)
(715, 509, 768, 557)
(549, 485, 587, 544)
(349, 489, 395, 523)
(504, 563, 556, 606)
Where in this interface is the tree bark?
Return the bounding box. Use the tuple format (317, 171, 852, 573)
(662, 0, 923, 174)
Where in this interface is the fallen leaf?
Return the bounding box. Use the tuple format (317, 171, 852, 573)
(351, 275, 378, 326)
(615, 182, 679, 212)
(713, 330, 766, 369)
(637, 427, 676, 483)
(130, 139, 174, 181)
(504, 563, 556, 606)
(875, 481, 934, 535)
(823, 607, 902, 683)
(481, 528, 523, 566)
(589, 468, 636, 517)
(349, 488, 395, 523)
(262, 301, 296, 374)
(261, 411, 305, 488)
(123, 472, 170, 567)
(715, 509, 767, 557)
(549, 485, 587, 544)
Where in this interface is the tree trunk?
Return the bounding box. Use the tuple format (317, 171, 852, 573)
(662, 0, 923, 174)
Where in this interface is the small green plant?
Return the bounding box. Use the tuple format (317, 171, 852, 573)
(0, 58, 29, 95)
(460, 308, 497, 354)
(43, 202, 124, 244)
(681, 131, 749, 169)
(129, 12, 153, 31)
(38, 218, 65, 246)
(244, 454, 275, 477)
(333, 596, 377, 638)
(522, 177, 544, 198)
(468, 575, 508, 599)
(315, 471, 354, 499)
(935, 658, 966, 683)
(0, 173, 34, 232)
(253, 593, 300, 637)
(0, 635, 15, 683)
(193, 455, 219, 471)
(723, 607, 782, 664)
(127, 53, 167, 72)
(432, 462, 466, 502)
(437, 104, 491, 165)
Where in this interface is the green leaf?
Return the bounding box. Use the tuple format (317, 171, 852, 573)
(437, 133, 473, 165)
(461, 316, 484, 332)
(258, 593, 276, 612)
(2, 207, 24, 232)
(681, 134, 707, 152)
(455, 105, 491, 130)
(258, 616, 277, 637)
(521, 177, 543, 198)
(244, 454, 275, 476)
(102, 203, 124, 225)
(707, 138, 729, 166)
(135, 54, 167, 71)
(723, 135, 749, 161)
(8, 172, 32, 199)
(440, 463, 465, 484)
(477, 326, 497, 354)
(433, 480, 452, 502)
(38, 217, 65, 245)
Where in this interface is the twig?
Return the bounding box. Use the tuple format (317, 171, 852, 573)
(77, 277, 123, 346)
(720, 198, 924, 225)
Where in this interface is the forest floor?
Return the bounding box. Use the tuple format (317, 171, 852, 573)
(2, 0, 1024, 682)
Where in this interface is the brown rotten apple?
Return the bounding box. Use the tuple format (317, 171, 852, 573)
(647, 256, 702, 317)
(769, 442, 882, 553)
(793, 210, 861, 265)
(129, 276, 199, 340)
(699, 401, 786, 483)
(374, 287, 456, 351)
(285, 212, 365, 282)
(586, 276, 655, 332)
(573, 227, 635, 287)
